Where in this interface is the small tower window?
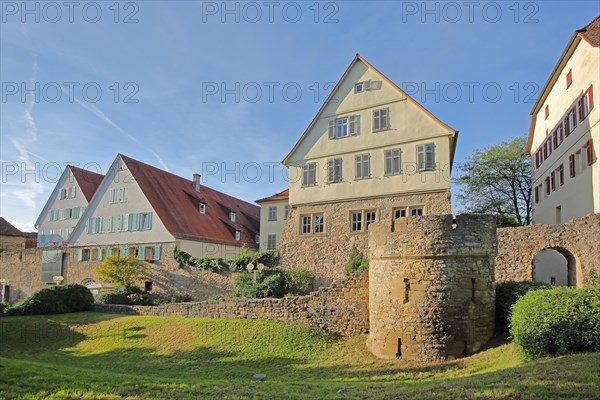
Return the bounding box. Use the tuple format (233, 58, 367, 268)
(471, 278, 476, 302)
(403, 278, 410, 303)
(199, 203, 206, 214)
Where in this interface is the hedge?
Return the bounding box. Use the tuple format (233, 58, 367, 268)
(495, 281, 553, 332)
(510, 286, 600, 358)
(7, 284, 94, 316)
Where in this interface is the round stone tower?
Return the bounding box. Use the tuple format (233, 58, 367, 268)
(367, 214, 497, 361)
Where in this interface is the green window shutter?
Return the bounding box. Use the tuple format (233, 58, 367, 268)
(138, 245, 146, 260)
(106, 248, 113, 256)
(123, 214, 129, 231)
(153, 244, 161, 261)
(147, 213, 152, 230)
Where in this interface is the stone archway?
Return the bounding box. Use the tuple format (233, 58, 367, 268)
(496, 214, 598, 288)
(532, 247, 578, 286)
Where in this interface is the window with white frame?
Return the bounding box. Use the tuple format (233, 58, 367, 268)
(373, 108, 390, 131)
(416, 143, 435, 171)
(355, 154, 371, 179)
(302, 163, 317, 187)
(88, 217, 103, 234)
(384, 149, 401, 175)
(365, 211, 376, 230)
(410, 207, 423, 216)
(565, 107, 577, 135)
(199, 203, 206, 214)
(354, 82, 364, 93)
(580, 86, 593, 120)
(268, 206, 277, 221)
(301, 215, 312, 234)
(328, 116, 359, 139)
(300, 213, 324, 235)
(267, 234, 277, 250)
(314, 214, 324, 233)
(351, 211, 362, 232)
(393, 208, 407, 220)
(327, 158, 343, 183)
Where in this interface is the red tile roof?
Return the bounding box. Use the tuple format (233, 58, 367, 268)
(0, 217, 27, 237)
(120, 155, 260, 248)
(256, 189, 289, 203)
(579, 15, 600, 47)
(69, 166, 104, 202)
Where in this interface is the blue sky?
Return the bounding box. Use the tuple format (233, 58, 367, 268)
(1, 1, 598, 231)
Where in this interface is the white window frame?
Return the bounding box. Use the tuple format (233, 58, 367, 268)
(354, 82, 364, 93)
(267, 234, 277, 250)
(417, 143, 436, 171)
(302, 163, 317, 187)
(301, 215, 312, 234)
(373, 108, 390, 132)
(384, 149, 401, 175)
(393, 208, 407, 220)
(355, 154, 371, 180)
(365, 211, 376, 231)
(313, 214, 324, 234)
(327, 158, 343, 183)
(268, 206, 277, 221)
(410, 207, 424, 216)
(351, 211, 362, 232)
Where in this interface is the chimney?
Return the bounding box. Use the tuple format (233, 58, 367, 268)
(193, 173, 201, 192)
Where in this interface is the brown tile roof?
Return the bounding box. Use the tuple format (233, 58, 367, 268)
(256, 189, 289, 203)
(120, 155, 260, 248)
(578, 15, 600, 47)
(0, 217, 27, 237)
(69, 166, 104, 202)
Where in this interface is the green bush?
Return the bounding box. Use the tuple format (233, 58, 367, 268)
(344, 245, 369, 276)
(195, 257, 228, 272)
(8, 284, 94, 316)
(94, 288, 135, 305)
(496, 281, 553, 332)
(232, 268, 288, 298)
(95, 288, 192, 306)
(286, 267, 315, 296)
(0, 301, 8, 316)
(228, 245, 254, 272)
(252, 250, 280, 268)
(510, 286, 600, 359)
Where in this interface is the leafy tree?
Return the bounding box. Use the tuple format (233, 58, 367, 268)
(93, 255, 148, 292)
(456, 136, 532, 225)
(344, 245, 369, 276)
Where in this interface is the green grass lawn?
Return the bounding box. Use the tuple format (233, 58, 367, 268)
(0, 313, 599, 399)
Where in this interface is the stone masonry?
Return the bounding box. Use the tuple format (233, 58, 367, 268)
(279, 191, 451, 286)
(496, 214, 600, 286)
(0, 243, 234, 303)
(367, 214, 497, 361)
(92, 272, 369, 337)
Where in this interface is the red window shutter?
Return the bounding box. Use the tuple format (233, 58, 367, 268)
(564, 116, 570, 136)
(588, 139, 594, 166)
(553, 130, 558, 149)
(545, 177, 551, 195)
(566, 70, 572, 88)
(545, 105, 549, 119)
(572, 107, 578, 129)
(569, 154, 576, 177)
(588, 85, 594, 111)
(578, 98, 584, 121)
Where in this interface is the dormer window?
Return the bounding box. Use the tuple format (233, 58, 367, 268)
(199, 203, 206, 214)
(230, 211, 237, 222)
(235, 230, 241, 241)
(354, 80, 371, 93)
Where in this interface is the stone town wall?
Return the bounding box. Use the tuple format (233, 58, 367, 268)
(367, 214, 497, 361)
(496, 214, 600, 286)
(92, 272, 369, 337)
(279, 191, 451, 286)
(0, 242, 234, 303)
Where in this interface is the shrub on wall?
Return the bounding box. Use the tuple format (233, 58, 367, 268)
(286, 267, 315, 296)
(7, 284, 94, 316)
(174, 246, 280, 273)
(232, 267, 288, 298)
(496, 281, 553, 332)
(510, 286, 600, 359)
(344, 245, 369, 276)
(94, 255, 148, 292)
